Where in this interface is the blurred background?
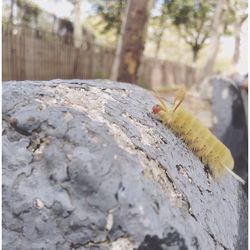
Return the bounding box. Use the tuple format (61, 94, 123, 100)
(2, 0, 248, 87)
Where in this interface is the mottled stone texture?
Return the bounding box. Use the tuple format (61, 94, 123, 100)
(2, 80, 247, 250)
(210, 77, 248, 193)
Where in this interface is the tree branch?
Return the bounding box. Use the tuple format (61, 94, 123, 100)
(240, 13, 248, 25)
(177, 26, 194, 47)
(199, 31, 209, 47)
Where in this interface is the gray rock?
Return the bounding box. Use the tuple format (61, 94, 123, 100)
(209, 76, 248, 192)
(2, 79, 247, 250)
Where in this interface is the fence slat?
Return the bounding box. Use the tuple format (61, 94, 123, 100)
(2, 23, 197, 87)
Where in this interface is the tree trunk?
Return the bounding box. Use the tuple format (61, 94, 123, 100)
(192, 45, 200, 62)
(9, 0, 14, 80)
(154, 29, 164, 59)
(10, 0, 14, 25)
(232, 14, 248, 67)
(72, 0, 82, 77)
(111, 0, 152, 83)
(154, 10, 166, 59)
(232, 22, 241, 66)
(73, 0, 82, 48)
(198, 0, 226, 83)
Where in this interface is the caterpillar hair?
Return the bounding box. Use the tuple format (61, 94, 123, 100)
(152, 92, 245, 185)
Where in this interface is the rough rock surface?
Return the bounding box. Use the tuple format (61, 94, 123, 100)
(2, 79, 247, 250)
(209, 77, 248, 192)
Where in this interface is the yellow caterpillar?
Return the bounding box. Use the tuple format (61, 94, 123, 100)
(152, 90, 245, 184)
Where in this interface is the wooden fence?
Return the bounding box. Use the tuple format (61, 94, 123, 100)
(2, 23, 197, 88)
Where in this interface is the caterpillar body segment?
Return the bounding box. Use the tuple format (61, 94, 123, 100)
(152, 95, 245, 185)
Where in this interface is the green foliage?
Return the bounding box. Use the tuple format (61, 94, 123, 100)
(149, 2, 170, 58)
(84, 16, 117, 45)
(16, 0, 41, 23)
(166, 0, 212, 26)
(162, 0, 238, 62)
(2, 2, 11, 23)
(223, 0, 248, 35)
(163, 0, 215, 61)
(92, 0, 127, 35)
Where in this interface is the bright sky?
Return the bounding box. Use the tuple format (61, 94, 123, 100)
(31, 0, 93, 20)
(238, 21, 248, 73)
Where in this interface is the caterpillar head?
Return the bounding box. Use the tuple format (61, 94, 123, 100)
(152, 104, 163, 114)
